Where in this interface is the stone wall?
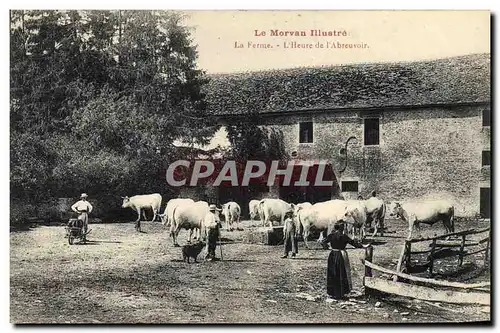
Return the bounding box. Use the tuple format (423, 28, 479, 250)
(260, 104, 490, 217)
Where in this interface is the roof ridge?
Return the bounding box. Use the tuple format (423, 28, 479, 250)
(206, 53, 490, 76)
(204, 53, 490, 115)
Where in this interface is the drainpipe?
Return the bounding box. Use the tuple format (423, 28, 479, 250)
(338, 136, 358, 174)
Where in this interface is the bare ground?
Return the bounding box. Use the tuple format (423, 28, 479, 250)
(10, 218, 491, 324)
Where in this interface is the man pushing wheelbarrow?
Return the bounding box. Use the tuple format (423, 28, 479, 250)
(69, 193, 93, 243)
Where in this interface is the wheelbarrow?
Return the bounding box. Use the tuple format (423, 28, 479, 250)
(66, 218, 92, 245)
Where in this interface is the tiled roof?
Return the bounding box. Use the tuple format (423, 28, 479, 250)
(203, 53, 490, 116)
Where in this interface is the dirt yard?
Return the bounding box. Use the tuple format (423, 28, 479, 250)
(10, 218, 491, 324)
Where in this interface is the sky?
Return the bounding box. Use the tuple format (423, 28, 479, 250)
(183, 10, 490, 74)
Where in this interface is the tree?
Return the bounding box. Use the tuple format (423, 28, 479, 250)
(10, 10, 216, 222)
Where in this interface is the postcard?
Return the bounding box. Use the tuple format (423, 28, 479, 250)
(9, 10, 491, 324)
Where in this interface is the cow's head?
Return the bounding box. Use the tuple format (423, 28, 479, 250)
(342, 205, 361, 226)
(158, 213, 167, 225)
(285, 203, 299, 221)
(388, 202, 403, 218)
(292, 203, 303, 215)
(121, 196, 131, 208)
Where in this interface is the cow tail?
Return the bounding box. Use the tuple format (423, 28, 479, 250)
(380, 202, 386, 228)
(170, 206, 179, 237)
(258, 200, 265, 220)
(296, 212, 303, 238)
(155, 195, 161, 216)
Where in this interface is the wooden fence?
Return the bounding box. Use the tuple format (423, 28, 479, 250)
(362, 245, 491, 306)
(393, 227, 490, 280)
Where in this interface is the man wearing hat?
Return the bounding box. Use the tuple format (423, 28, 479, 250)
(203, 204, 222, 261)
(282, 207, 299, 259)
(71, 193, 93, 237)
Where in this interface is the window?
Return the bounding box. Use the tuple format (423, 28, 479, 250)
(483, 108, 491, 126)
(341, 181, 358, 192)
(482, 151, 491, 166)
(299, 122, 313, 143)
(364, 118, 380, 145)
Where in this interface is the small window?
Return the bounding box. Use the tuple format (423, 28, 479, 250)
(364, 118, 380, 145)
(483, 108, 491, 126)
(482, 151, 491, 166)
(299, 122, 313, 143)
(341, 181, 359, 192)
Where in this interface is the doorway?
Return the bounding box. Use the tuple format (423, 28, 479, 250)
(278, 163, 339, 204)
(480, 187, 491, 218)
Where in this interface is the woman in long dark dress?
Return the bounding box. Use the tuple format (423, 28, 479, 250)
(321, 222, 369, 299)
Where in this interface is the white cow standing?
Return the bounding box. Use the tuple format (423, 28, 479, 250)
(249, 199, 263, 223)
(294, 200, 348, 248)
(221, 201, 241, 231)
(259, 198, 294, 228)
(362, 196, 386, 237)
(296, 202, 312, 210)
(160, 198, 195, 228)
(388, 200, 455, 239)
(357, 191, 386, 237)
(169, 201, 209, 246)
(340, 200, 368, 241)
(121, 193, 162, 232)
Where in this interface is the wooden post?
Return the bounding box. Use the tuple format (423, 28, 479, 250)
(458, 234, 466, 267)
(363, 245, 374, 296)
(365, 245, 374, 277)
(405, 241, 412, 273)
(394, 240, 410, 282)
(428, 239, 437, 278)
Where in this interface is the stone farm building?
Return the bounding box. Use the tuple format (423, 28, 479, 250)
(186, 53, 491, 218)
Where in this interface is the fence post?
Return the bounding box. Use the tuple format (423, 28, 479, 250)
(405, 241, 412, 273)
(394, 240, 408, 282)
(458, 234, 466, 267)
(365, 245, 374, 278)
(363, 245, 374, 296)
(428, 239, 437, 278)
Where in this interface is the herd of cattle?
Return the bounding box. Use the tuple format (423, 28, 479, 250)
(120, 192, 456, 247)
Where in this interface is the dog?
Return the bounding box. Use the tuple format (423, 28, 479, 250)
(182, 241, 206, 263)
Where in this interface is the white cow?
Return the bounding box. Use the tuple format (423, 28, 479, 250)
(169, 201, 209, 246)
(296, 202, 312, 210)
(341, 200, 368, 241)
(295, 200, 348, 248)
(121, 193, 162, 232)
(160, 198, 195, 227)
(222, 201, 241, 231)
(357, 191, 386, 237)
(259, 198, 294, 228)
(362, 196, 386, 237)
(388, 200, 455, 239)
(249, 199, 263, 222)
